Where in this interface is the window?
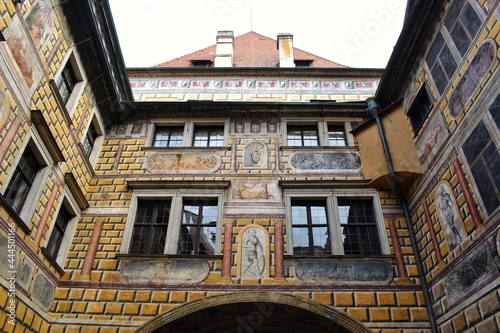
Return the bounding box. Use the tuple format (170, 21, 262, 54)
(130, 200, 171, 255)
(153, 126, 184, 147)
(285, 190, 389, 256)
(284, 120, 353, 147)
(193, 126, 224, 147)
(3, 146, 41, 213)
(82, 124, 98, 157)
(150, 121, 228, 148)
(46, 204, 73, 259)
(408, 85, 433, 134)
(178, 198, 218, 255)
(328, 125, 346, 146)
(123, 189, 224, 256)
(55, 60, 78, 104)
(426, 0, 484, 94)
(294, 60, 313, 67)
(338, 199, 381, 255)
(190, 60, 213, 67)
(461, 119, 500, 215)
(291, 200, 330, 255)
(287, 125, 319, 146)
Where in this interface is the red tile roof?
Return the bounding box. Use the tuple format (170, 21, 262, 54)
(155, 31, 347, 68)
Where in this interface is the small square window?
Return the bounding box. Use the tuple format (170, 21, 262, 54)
(287, 125, 319, 146)
(328, 125, 346, 146)
(82, 124, 98, 158)
(193, 126, 224, 147)
(153, 126, 184, 147)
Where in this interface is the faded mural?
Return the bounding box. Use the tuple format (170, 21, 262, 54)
(26, 0, 54, 51)
(240, 226, 267, 279)
(435, 181, 467, 251)
(416, 110, 449, 169)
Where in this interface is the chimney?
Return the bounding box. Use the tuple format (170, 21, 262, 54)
(214, 31, 234, 67)
(277, 33, 295, 68)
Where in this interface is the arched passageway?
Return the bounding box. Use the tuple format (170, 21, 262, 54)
(136, 293, 372, 333)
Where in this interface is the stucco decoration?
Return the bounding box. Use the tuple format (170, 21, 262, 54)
(444, 236, 499, 305)
(294, 259, 393, 283)
(31, 273, 55, 312)
(244, 141, 268, 169)
(17, 257, 35, 292)
(120, 260, 210, 284)
(0, 232, 19, 279)
(146, 152, 221, 173)
(290, 152, 361, 170)
(26, 0, 54, 52)
(237, 225, 269, 279)
(449, 39, 496, 118)
(232, 180, 278, 200)
(435, 181, 467, 251)
(415, 111, 449, 169)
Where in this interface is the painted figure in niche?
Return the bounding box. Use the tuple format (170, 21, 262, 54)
(241, 228, 265, 278)
(267, 121, 277, 133)
(26, 0, 54, 50)
(251, 121, 261, 133)
(436, 183, 466, 250)
(235, 121, 245, 133)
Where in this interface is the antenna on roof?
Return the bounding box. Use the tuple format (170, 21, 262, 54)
(250, 5, 253, 31)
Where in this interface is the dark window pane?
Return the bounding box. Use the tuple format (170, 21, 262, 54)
(193, 126, 224, 147)
(291, 200, 330, 256)
(488, 93, 500, 129)
(178, 199, 218, 255)
(462, 3, 482, 38)
(450, 23, 470, 56)
(338, 199, 381, 255)
(462, 120, 500, 215)
(440, 44, 458, 78)
(130, 200, 171, 255)
(408, 86, 433, 133)
(4, 147, 41, 212)
(46, 205, 72, 259)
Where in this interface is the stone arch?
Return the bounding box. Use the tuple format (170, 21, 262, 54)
(135, 292, 373, 333)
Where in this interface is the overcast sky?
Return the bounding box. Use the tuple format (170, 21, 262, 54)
(108, 0, 406, 68)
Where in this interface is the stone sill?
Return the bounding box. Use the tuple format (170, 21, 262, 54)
(116, 254, 222, 261)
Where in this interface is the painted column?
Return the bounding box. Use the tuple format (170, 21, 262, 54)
(388, 219, 408, 279)
(274, 221, 284, 279)
(221, 221, 233, 278)
(423, 201, 443, 263)
(34, 184, 60, 245)
(453, 160, 482, 228)
(0, 118, 21, 161)
(80, 219, 104, 278)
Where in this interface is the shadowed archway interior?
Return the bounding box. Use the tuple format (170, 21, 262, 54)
(152, 302, 352, 333)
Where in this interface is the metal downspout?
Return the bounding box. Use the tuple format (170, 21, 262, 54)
(366, 98, 438, 333)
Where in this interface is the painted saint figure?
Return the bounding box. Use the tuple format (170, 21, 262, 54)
(241, 229, 265, 278)
(436, 183, 466, 250)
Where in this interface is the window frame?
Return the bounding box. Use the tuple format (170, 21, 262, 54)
(81, 113, 104, 166)
(43, 188, 80, 267)
(425, 0, 485, 96)
(282, 119, 354, 147)
(1, 131, 52, 226)
(54, 52, 85, 115)
(285, 189, 389, 256)
(122, 189, 224, 256)
(407, 84, 434, 135)
(148, 119, 229, 148)
(459, 88, 500, 219)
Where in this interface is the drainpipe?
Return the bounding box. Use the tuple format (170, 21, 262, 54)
(366, 97, 438, 333)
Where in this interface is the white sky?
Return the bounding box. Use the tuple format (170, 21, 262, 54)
(109, 0, 407, 68)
